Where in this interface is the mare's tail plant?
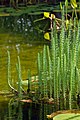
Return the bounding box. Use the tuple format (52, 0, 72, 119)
(37, 7, 80, 108)
(16, 56, 22, 98)
(7, 50, 17, 93)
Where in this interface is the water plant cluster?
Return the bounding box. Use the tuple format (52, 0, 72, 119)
(7, 9, 80, 110)
(36, 17, 80, 109)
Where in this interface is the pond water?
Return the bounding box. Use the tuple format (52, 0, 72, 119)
(0, 98, 56, 120)
(0, 21, 50, 119)
(0, 32, 45, 91)
(0, 12, 54, 119)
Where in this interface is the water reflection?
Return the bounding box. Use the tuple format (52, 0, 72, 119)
(3, 98, 54, 120)
(0, 101, 6, 119)
(1, 95, 79, 120)
(0, 96, 80, 120)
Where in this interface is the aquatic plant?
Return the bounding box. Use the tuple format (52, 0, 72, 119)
(16, 56, 22, 98)
(36, 7, 80, 108)
(13, 11, 79, 105)
(27, 69, 31, 93)
(37, 52, 43, 97)
(7, 7, 80, 109)
(6, 3, 80, 109)
(7, 50, 18, 93)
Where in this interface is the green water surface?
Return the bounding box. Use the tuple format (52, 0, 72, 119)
(0, 32, 46, 101)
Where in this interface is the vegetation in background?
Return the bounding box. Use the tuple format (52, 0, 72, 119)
(34, 0, 80, 41)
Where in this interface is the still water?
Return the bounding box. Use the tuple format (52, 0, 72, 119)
(0, 31, 51, 120)
(0, 33, 44, 91)
(0, 98, 55, 120)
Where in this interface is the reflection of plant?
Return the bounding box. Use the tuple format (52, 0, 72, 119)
(8, 98, 22, 120)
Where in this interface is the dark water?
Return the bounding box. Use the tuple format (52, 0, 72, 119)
(0, 97, 56, 120)
(0, 97, 80, 120)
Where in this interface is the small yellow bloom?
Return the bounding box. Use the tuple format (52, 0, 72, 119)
(44, 32, 50, 41)
(44, 12, 50, 18)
